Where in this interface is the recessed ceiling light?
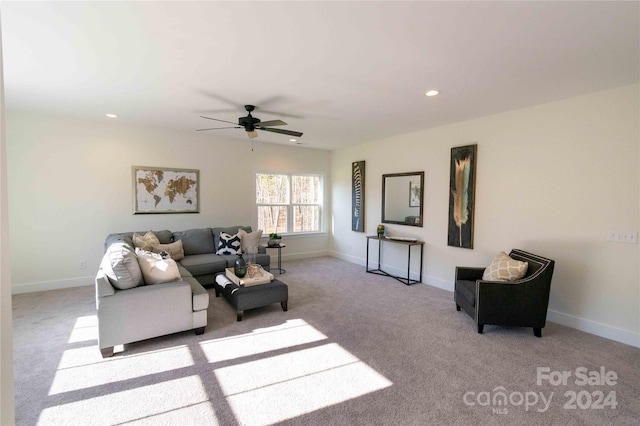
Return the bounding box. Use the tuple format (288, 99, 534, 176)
(105, 113, 118, 118)
(425, 90, 440, 97)
(289, 139, 296, 142)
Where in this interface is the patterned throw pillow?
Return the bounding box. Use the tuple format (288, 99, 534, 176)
(216, 232, 241, 255)
(132, 231, 160, 251)
(151, 240, 185, 261)
(482, 251, 529, 282)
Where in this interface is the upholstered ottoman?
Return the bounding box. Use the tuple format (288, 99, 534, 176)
(214, 274, 288, 321)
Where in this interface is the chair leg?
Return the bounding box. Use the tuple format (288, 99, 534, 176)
(456, 304, 461, 311)
(477, 323, 484, 334)
(534, 327, 542, 338)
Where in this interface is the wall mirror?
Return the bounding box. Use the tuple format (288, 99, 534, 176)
(382, 171, 424, 226)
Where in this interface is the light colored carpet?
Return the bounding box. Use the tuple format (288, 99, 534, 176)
(12, 256, 640, 425)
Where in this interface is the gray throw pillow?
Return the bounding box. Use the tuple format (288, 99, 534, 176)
(105, 240, 144, 290)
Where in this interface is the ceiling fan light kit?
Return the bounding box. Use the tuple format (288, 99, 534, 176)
(197, 104, 303, 140)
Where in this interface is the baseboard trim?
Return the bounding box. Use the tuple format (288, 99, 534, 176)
(546, 309, 639, 348)
(12, 276, 94, 294)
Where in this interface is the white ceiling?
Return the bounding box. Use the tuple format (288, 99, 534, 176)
(2, 1, 638, 150)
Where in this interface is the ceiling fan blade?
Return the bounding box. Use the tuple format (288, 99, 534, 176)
(196, 126, 241, 131)
(200, 116, 238, 125)
(259, 127, 303, 137)
(258, 119, 287, 127)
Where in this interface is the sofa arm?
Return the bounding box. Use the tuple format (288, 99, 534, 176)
(258, 245, 267, 255)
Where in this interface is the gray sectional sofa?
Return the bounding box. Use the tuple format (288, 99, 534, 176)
(95, 226, 269, 357)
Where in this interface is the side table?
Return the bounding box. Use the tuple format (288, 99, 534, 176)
(262, 243, 286, 274)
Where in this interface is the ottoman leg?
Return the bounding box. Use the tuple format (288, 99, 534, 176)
(237, 311, 243, 322)
(281, 301, 288, 312)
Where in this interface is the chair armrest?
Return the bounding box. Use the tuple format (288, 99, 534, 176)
(455, 266, 485, 282)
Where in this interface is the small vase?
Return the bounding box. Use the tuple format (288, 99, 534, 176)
(377, 225, 385, 237)
(268, 238, 282, 247)
(234, 253, 247, 278)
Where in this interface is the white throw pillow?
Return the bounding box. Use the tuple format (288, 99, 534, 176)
(135, 248, 181, 285)
(482, 251, 528, 282)
(238, 228, 263, 253)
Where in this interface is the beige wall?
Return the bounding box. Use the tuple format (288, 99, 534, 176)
(6, 112, 331, 292)
(0, 24, 16, 425)
(331, 84, 640, 347)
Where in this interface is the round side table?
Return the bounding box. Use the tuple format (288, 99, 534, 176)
(263, 243, 286, 274)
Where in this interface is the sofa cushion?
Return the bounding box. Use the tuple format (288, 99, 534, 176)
(238, 228, 263, 253)
(173, 228, 214, 256)
(133, 231, 160, 251)
(217, 232, 241, 255)
(105, 239, 144, 290)
(456, 280, 476, 307)
(179, 253, 227, 276)
(482, 251, 529, 282)
(151, 240, 185, 261)
(136, 248, 181, 285)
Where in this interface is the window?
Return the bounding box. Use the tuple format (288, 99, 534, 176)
(256, 173, 323, 234)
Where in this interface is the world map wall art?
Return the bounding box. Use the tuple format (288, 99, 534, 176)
(133, 166, 200, 214)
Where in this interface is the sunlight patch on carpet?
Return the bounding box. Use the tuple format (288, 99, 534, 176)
(50, 345, 194, 395)
(217, 343, 393, 425)
(199, 318, 327, 363)
(40, 376, 215, 426)
(67, 314, 98, 343)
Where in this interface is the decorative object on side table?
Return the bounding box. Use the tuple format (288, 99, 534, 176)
(377, 224, 385, 237)
(268, 233, 282, 247)
(234, 253, 247, 278)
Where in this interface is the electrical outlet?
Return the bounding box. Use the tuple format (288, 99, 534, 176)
(607, 231, 638, 244)
(79, 260, 86, 269)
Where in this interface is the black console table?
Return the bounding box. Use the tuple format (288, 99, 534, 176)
(366, 236, 424, 285)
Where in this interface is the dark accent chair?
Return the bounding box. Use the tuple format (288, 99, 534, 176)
(454, 249, 555, 337)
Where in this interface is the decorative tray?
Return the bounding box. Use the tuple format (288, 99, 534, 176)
(385, 236, 418, 242)
(225, 267, 274, 287)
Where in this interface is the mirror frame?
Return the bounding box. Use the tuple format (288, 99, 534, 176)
(381, 171, 424, 227)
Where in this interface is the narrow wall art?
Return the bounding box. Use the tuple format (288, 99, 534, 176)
(447, 145, 477, 248)
(352, 161, 365, 232)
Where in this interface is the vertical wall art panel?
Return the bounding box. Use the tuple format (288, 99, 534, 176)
(448, 145, 477, 248)
(352, 161, 365, 232)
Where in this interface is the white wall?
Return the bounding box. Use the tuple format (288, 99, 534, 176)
(332, 84, 640, 347)
(6, 112, 331, 292)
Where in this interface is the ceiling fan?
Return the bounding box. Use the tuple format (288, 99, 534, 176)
(197, 105, 303, 139)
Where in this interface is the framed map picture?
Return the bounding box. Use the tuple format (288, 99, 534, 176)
(133, 166, 200, 214)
